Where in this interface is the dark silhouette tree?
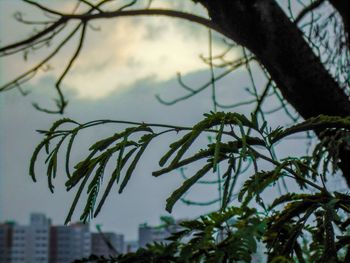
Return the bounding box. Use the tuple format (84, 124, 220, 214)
(1, 0, 350, 262)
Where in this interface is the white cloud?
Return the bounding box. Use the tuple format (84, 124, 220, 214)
(64, 16, 215, 99)
(0, 1, 239, 99)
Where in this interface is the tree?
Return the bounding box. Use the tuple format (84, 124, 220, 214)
(1, 0, 350, 262)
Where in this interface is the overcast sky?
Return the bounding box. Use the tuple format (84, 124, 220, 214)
(0, 0, 342, 241)
(0, 1, 246, 240)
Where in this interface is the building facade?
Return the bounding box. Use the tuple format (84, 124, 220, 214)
(11, 213, 50, 263)
(138, 223, 181, 248)
(50, 223, 91, 263)
(91, 232, 124, 256)
(0, 214, 131, 262)
(124, 240, 138, 253)
(0, 222, 14, 263)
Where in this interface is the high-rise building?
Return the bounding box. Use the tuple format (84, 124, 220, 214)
(1, 213, 191, 262)
(91, 232, 124, 256)
(0, 222, 14, 263)
(11, 213, 50, 263)
(138, 223, 181, 248)
(50, 223, 91, 263)
(124, 240, 138, 253)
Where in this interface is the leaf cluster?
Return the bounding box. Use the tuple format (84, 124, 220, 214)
(31, 113, 350, 261)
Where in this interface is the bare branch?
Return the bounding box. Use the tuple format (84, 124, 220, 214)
(23, 0, 64, 16)
(0, 17, 68, 54)
(0, 9, 221, 55)
(295, 0, 325, 24)
(34, 23, 88, 114)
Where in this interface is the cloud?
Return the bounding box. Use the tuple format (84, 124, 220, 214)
(64, 16, 221, 99)
(0, 0, 239, 100)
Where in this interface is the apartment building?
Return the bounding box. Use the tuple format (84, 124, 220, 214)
(50, 223, 91, 263)
(138, 222, 181, 248)
(11, 213, 50, 263)
(0, 222, 13, 263)
(0, 213, 127, 262)
(91, 232, 124, 256)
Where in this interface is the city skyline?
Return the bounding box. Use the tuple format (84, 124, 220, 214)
(1, 212, 182, 262)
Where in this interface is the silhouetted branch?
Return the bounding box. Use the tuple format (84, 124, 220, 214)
(0, 8, 220, 55)
(156, 57, 252, 105)
(34, 22, 87, 114)
(0, 3, 222, 113)
(295, 0, 326, 24)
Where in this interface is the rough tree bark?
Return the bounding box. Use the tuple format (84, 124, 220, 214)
(197, 0, 350, 185)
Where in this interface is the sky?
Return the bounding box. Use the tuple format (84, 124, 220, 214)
(0, 0, 245, 240)
(0, 0, 344, 241)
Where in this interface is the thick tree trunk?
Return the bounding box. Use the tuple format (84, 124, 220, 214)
(198, 0, 350, 185)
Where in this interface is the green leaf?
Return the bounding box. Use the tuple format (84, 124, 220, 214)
(213, 121, 224, 172)
(64, 174, 90, 225)
(269, 193, 308, 210)
(89, 126, 153, 151)
(154, 147, 212, 177)
(238, 171, 279, 206)
(29, 134, 61, 182)
(119, 135, 154, 193)
(271, 115, 350, 143)
(221, 161, 234, 209)
(65, 151, 99, 189)
(94, 147, 137, 217)
(166, 163, 212, 213)
(65, 130, 78, 178)
(159, 133, 192, 167)
(48, 118, 78, 134)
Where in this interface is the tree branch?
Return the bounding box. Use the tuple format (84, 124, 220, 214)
(0, 9, 221, 54)
(295, 0, 325, 24)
